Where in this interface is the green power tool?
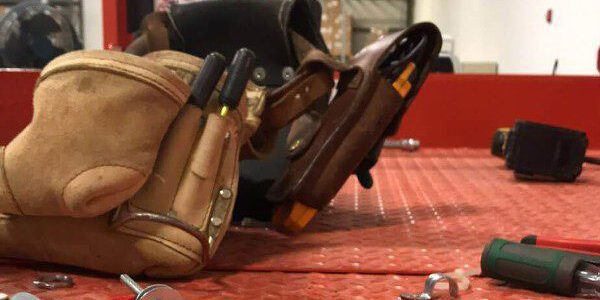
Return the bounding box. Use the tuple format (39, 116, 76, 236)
(481, 238, 600, 297)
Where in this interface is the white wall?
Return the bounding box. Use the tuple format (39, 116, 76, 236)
(82, 0, 103, 50)
(414, 0, 600, 75)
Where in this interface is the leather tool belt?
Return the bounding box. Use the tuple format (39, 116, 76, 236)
(0, 0, 441, 277)
(126, 0, 442, 232)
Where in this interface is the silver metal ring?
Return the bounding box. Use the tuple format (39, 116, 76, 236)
(33, 274, 74, 290)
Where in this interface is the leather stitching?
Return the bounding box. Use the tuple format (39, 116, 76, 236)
(0, 148, 24, 215)
(39, 57, 189, 107)
(121, 224, 203, 262)
(42, 62, 185, 107)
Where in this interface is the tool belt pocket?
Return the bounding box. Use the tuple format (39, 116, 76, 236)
(109, 107, 243, 277)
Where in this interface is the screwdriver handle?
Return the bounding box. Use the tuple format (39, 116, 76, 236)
(481, 239, 584, 296)
(219, 48, 256, 110)
(522, 235, 600, 256)
(189, 52, 227, 109)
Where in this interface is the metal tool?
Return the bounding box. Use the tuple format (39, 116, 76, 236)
(399, 273, 459, 300)
(33, 274, 73, 290)
(189, 52, 227, 109)
(120, 274, 184, 300)
(384, 138, 421, 151)
(218, 48, 256, 117)
(522, 235, 600, 256)
(481, 238, 600, 297)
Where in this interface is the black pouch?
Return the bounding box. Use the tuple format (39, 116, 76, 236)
(493, 120, 589, 182)
(168, 0, 328, 87)
(126, 0, 328, 87)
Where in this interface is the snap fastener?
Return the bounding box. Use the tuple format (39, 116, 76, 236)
(210, 217, 223, 227)
(219, 188, 232, 199)
(253, 67, 266, 82)
(282, 67, 295, 81)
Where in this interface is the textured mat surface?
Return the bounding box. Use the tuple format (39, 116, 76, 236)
(1, 149, 598, 299)
(210, 149, 600, 274)
(0, 265, 576, 299)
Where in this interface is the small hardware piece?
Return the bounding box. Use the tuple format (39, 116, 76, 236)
(33, 274, 74, 290)
(120, 274, 184, 300)
(384, 138, 421, 151)
(400, 273, 459, 300)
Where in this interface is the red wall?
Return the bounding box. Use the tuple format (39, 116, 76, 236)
(393, 74, 600, 149)
(0, 71, 37, 145)
(1, 72, 598, 148)
(102, 0, 132, 50)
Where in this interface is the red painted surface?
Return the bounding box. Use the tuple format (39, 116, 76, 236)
(0, 70, 37, 145)
(393, 74, 600, 149)
(102, 0, 132, 50)
(546, 8, 553, 24)
(1, 72, 598, 148)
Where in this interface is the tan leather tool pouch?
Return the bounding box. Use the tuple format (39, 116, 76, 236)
(0, 50, 267, 278)
(0, 50, 189, 218)
(108, 51, 264, 276)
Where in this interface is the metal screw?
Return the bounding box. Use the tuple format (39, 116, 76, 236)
(219, 188, 232, 199)
(120, 274, 184, 300)
(282, 66, 295, 81)
(253, 67, 266, 82)
(400, 138, 420, 152)
(384, 138, 421, 152)
(121, 274, 143, 295)
(211, 216, 223, 227)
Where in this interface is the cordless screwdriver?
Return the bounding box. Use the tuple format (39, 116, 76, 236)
(481, 238, 600, 297)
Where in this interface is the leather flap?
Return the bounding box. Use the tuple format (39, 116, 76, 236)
(286, 110, 322, 159)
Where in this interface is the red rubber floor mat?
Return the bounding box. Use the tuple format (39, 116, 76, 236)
(209, 149, 600, 274)
(0, 149, 598, 299)
(0, 266, 576, 299)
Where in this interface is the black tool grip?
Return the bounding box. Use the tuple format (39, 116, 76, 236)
(190, 52, 227, 109)
(219, 48, 256, 109)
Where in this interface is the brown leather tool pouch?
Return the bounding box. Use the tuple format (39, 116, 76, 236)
(266, 23, 443, 232)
